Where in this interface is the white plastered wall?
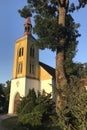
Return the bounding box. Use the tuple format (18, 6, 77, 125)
(40, 79, 52, 94)
(25, 78, 40, 95)
(85, 85, 87, 90)
(8, 77, 40, 114)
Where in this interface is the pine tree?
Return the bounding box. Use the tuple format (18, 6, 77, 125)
(17, 89, 55, 129)
(51, 77, 87, 130)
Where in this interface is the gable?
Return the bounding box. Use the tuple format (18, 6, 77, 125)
(39, 66, 52, 80)
(39, 61, 55, 80)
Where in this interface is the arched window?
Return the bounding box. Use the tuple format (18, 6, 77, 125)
(17, 62, 23, 74)
(30, 63, 31, 73)
(21, 48, 24, 56)
(32, 48, 34, 57)
(32, 64, 34, 73)
(24, 25, 32, 34)
(29, 63, 35, 74)
(18, 47, 24, 57)
(30, 46, 35, 58)
(19, 48, 21, 57)
(25, 26, 27, 31)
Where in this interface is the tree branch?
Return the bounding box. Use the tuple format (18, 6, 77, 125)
(57, 0, 62, 7)
(65, 0, 69, 8)
(57, 0, 69, 8)
(37, 0, 48, 10)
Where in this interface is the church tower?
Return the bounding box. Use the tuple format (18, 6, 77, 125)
(8, 17, 40, 114)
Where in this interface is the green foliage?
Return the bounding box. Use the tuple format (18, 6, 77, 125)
(63, 15, 80, 80)
(19, 1, 87, 18)
(4, 80, 10, 101)
(18, 1, 87, 129)
(18, 1, 81, 82)
(3, 80, 11, 112)
(18, 6, 32, 18)
(74, 63, 87, 78)
(18, 1, 81, 50)
(0, 80, 10, 113)
(51, 77, 87, 130)
(69, 0, 87, 11)
(17, 89, 36, 114)
(18, 0, 87, 80)
(19, 112, 42, 126)
(34, 14, 80, 53)
(0, 83, 5, 113)
(17, 89, 55, 129)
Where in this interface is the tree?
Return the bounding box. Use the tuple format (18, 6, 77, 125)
(0, 81, 10, 113)
(74, 63, 87, 78)
(18, 0, 87, 87)
(3, 80, 11, 112)
(0, 83, 5, 113)
(17, 89, 55, 130)
(51, 77, 87, 130)
(18, 0, 84, 109)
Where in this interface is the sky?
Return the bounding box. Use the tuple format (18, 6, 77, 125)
(0, 0, 87, 84)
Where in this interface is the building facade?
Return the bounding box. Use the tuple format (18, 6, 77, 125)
(8, 17, 55, 114)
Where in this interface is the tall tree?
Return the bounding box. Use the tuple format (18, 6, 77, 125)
(18, 0, 87, 108)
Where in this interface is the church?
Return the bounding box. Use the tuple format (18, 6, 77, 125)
(8, 17, 55, 114)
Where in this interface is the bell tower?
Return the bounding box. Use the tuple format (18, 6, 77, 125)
(8, 17, 40, 114)
(24, 17, 32, 35)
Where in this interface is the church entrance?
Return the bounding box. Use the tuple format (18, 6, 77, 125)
(14, 92, 20, 114)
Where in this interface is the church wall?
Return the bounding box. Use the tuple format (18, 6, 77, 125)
(85, 86, 87, 90)
(25, 78, 40, 95)
(8, 77, 26, 114)
(40, 79, 52, 94)
(8, 77, 40, 114)
(39, 66, 52, 80)
(12, 36, 28, 79)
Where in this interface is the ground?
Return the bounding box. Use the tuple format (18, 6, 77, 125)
(0, 114, 17, 130)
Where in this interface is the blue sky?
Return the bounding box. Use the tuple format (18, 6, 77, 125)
(0, 1, 87, 84)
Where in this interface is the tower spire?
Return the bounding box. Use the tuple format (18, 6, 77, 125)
(24, 17, 32, 35)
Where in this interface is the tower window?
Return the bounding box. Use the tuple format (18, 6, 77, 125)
(25, 26, 27, 31)
(19, 47, 24, 57)
(17, 62, 23, 74)
(29, 63, 35, 74)
(21, 48, 24, 56)
(30, 63, 31, 73)
(32, 64, 35, 74)
(24, 25, 31, 33)
(30, 47, 35, 58)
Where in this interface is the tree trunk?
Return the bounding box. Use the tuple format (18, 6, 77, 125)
(56, 6, 67, 88)
(56, 2, 68, 109)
